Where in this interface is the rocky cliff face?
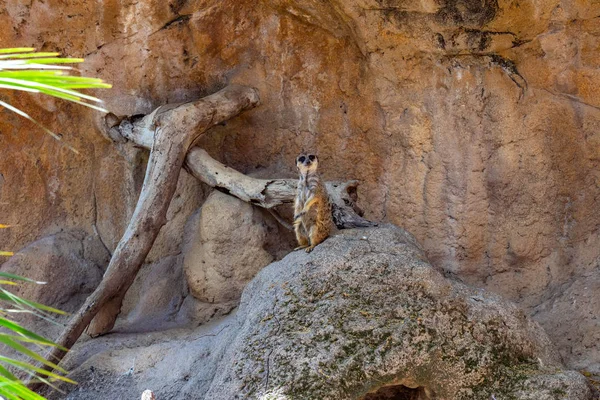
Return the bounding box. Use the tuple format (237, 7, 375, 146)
(0, 0, 598, 378)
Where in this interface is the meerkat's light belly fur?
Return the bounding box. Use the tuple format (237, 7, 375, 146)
(293, 155, 332, 253)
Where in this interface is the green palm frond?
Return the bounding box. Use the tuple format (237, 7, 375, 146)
(0, 275, 75, 400)
(0, 225, 74, 399)
(0, 47, 107, 398)
(0, 47, 111, 153)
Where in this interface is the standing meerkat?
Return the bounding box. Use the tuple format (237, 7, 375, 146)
(294, 153, 332, 253)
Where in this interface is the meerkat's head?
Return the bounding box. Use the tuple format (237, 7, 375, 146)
(296, 153, 319, 176)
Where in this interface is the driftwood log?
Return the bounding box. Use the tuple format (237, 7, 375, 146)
(33, 84, 375, 388)
(107, 123, 374, 229)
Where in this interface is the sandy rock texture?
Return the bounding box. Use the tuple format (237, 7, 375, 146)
(0, 0, 599, 374)
(49, 226, 594, 400)
(183, 190, 293, 304)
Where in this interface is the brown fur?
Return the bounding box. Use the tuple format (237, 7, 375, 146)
(294, 153, 332, 252)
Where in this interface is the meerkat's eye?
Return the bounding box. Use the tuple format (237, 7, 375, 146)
(298, 156, 306, 163)
(308, 155, 316, 161)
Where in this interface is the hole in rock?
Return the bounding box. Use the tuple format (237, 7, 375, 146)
(361, 385, 430, 400)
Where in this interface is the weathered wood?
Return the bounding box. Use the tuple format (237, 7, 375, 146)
(184, 149, 375, 229)
(185, 147, 296, 208)
(113, 136, 375, 229)
(31, 85, 260, 388)
(108, 109, 375, 228)
(326, 180, 375, 229)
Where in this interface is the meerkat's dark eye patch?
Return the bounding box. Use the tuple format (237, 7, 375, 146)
(308, 155, 316, 161)
(298, 156, 306, 163)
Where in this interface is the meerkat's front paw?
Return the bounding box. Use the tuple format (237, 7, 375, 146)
(305, 246, 315, 253)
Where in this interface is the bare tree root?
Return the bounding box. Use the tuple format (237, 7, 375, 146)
(29, 85, 260, 390)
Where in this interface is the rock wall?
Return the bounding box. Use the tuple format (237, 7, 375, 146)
(0, 0, 599, 373)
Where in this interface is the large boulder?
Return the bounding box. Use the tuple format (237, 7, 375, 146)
(205, 225, 592, 399)
(54, 225, 594, 399)
(182, 190, 294, 304)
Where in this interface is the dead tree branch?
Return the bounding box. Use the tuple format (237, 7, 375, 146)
(107, 136, 375, 229)
(31, 85, 260, 388)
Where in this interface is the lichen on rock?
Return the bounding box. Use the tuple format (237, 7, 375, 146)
(204, 225, 593, 399)
(45, 225, 593, 400)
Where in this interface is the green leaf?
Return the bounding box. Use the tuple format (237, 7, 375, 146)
(0, 62, 73, 71)
(0, 272, 45, 284)
(0, 77, 104, 103)
(0, 52, 60, 60)
(0, 356, 76, 383)
(0, 83, 39, 93)
(0, 333, 55, 347)
(0, 375, 47, 400)
(0, 336, 66, 373)
(0, 47, 111, 153)
(23, 57, 85, 65)
(25, 373, 66, 395)
(0, 290, 67, 315)
(0, 364, 18, 380)
(0, 48, 35, 54)
(0, 318, 60, 347)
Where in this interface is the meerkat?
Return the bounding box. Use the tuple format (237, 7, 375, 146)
(293, 153, 332, 253)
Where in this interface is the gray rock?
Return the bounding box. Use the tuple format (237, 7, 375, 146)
(0, 231, 105, 338)
(533, 270, 600, 375)
(117, 255, 187, 332)
(205, 225, 593, 399)
(51, 317, 237, 400)
(53, 225, 594, 400)
(0, 231, 107, 381)
(0, 231, 106, 309)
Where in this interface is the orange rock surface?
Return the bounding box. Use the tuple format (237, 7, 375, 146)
(0, 0, 598, 372)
